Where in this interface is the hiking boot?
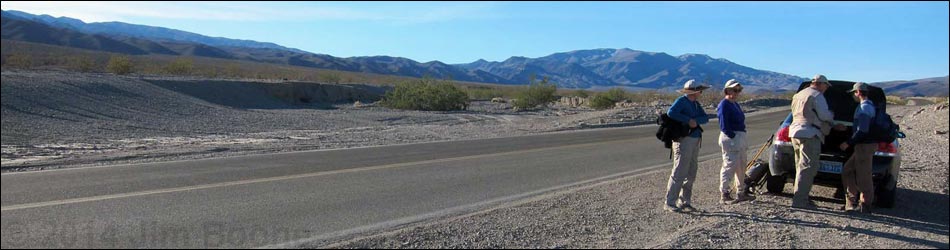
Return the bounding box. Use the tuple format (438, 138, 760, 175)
(843, 201, 859, 212)
(733, 192, 756, 203)
(858, 203, 873, 214)
(792, 201, 818, 210)
(663, 204, 681, 213)
(720, 193, 735, 204)
(679, 204, 699, 212)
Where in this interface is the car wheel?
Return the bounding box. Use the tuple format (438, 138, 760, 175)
(875, 174, 898, 208)
(766, 174, 785, 194)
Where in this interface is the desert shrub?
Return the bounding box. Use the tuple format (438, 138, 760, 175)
(464, 86, 506, 101)
(573, 90, 590, 98)
(700, 88, 759, 107)
(381, 77, 469, 111)
(66, 55, 97, 72)
(163, 57, 194, 75)
(4, 53, 34, 69)
(697, 89, 725, 107)
(106, 55, 134, 75)
(627, 90, 678, 104)
(589, 88, 630, 110)
(513, 77, 558, 110)
(320, 73, 342, 84)
(886, 96, 908, 106)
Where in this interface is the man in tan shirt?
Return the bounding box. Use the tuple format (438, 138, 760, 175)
(788, 74, 839, 209)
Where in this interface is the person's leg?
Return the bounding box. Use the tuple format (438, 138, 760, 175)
(792, 137, 820, 208)
(854, 143, 877, 209)
(842, 150, 860, 210)
(679, 137, 700, 207)
(719, 133, 737, 202)
(792, 138, 803, 192)
(734, 132, 753, 201)
(665, 139, 689, 208)
(792, 138, 806, 206)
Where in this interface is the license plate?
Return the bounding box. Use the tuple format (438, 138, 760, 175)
(819, 161, 843, 174)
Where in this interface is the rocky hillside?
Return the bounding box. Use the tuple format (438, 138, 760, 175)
(456, 48, 808, 90)
(2, 9, 305, 52)
(872, 76, 949, 97)
(2, 10, 808, 90)
(0, 71, 385, 145)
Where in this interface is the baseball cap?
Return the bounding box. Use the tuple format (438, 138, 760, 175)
(724, 79, 742, 89)
(812, 74, 830, 85)
(849, 82, 869, 93)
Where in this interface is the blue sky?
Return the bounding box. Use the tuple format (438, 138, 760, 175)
(2, 1, 948, 83)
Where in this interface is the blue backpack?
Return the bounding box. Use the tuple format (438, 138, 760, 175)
(870, 107, 899, 143)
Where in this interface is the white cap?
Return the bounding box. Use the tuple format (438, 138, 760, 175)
(724, 79, 742, 89)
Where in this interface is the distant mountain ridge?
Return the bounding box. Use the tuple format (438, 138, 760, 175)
(2, 9, 813, 90)
(2, 13, 235, 58)
(2, 10, 306, 53)
(456, 49, 808, 90)
(871, 76, 949, 97)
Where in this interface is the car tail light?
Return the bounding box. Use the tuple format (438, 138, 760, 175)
(875, 142, 898, 157)
(774, 126, 792, 146)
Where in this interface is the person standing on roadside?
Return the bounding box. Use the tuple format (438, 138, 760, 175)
(717, 79, 755, 204)
(663, 79, 710, 212)
(789, 74, 842, 209)
(839, 82, 877, 213)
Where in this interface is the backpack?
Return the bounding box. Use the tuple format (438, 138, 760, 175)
(656, 113, 688, 149)
(869, 108, 899, 143)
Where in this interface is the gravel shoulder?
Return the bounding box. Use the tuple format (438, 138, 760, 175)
(310, 104, 949, 249)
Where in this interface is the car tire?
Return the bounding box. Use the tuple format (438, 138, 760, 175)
(875, 174, 898, 208)
(766, 174, 785, 194)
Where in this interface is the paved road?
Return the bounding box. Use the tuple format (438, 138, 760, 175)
(1, 110, 789, 248)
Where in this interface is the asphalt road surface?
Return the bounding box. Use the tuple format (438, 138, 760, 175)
(1, 110, 789, 248)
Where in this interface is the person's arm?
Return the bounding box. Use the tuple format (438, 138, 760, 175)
(695, 102, 710, 125)
(667, 97, 691, 124)
(814, 94, 835, 123)
(847, 103, 875, 145)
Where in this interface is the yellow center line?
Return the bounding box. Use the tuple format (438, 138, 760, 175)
(1, 138, 636, 212)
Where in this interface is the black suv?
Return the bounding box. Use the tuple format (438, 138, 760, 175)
(765, 80, 902, 208)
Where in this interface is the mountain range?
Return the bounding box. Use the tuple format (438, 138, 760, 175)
(454, 49, 807, 90)
(870, 76, 949, 97)
(4, 9, 941, 95)
(2, 10, 304, 53)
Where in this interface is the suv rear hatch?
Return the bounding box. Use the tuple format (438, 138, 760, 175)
(796, 80, 886, 160)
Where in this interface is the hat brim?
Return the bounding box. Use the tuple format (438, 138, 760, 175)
(677, 86, 709, 94)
